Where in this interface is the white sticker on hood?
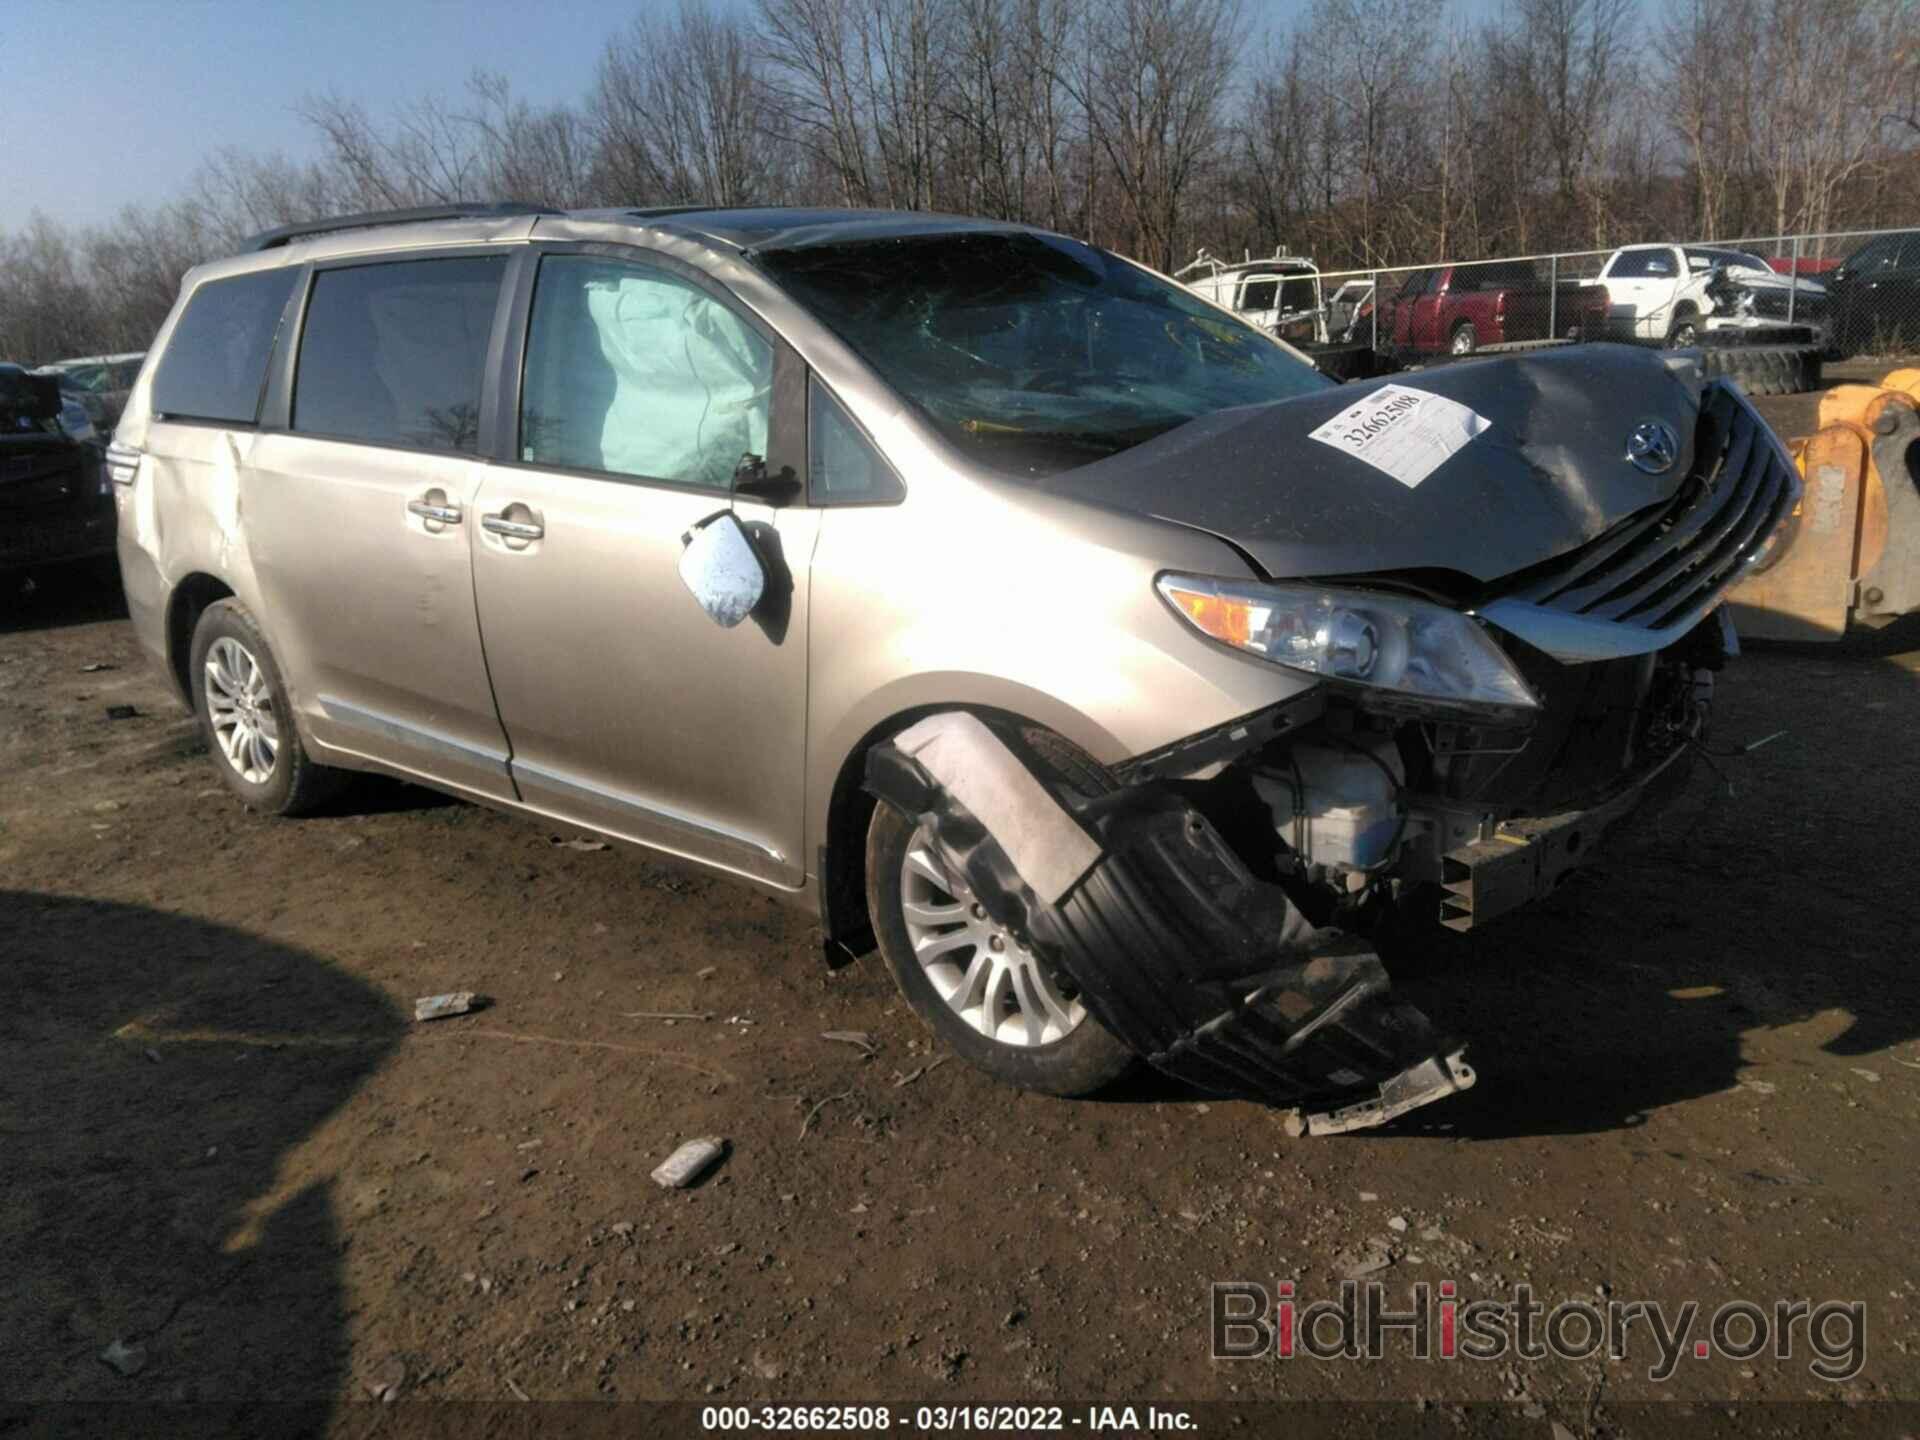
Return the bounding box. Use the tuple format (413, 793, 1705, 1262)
(1308, 383, 1491, 489)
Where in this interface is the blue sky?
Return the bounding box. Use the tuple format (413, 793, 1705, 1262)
(1, 0, 642, 230)
(5, 0, 1490, 233)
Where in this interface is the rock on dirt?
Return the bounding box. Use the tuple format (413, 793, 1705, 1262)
(414, 992, 480, 1022)
(365, 1355, 406, 1402)
(651, 1136, 729, 1189)
(99, 1339, 147, 1377)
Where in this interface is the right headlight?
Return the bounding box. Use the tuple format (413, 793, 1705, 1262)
(1157, 574, 1541, 717)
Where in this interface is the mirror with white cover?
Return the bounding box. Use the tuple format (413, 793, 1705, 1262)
(678, 511, 765, 628)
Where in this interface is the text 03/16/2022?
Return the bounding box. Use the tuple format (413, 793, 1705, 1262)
(699, 1406, 1199, 1431)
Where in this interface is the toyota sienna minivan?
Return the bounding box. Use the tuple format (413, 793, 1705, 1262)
(110, 204, 1797, 1129)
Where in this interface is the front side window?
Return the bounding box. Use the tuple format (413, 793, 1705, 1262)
(1279, 276, 1317, 313)
(1238, 278, 1279, 312)
(151, 268, 297, 425)
(757, 231, 1329, 479)
(293, 256, 504, 453)
(519, 255, 773, 490)
(810, 377, 903, 505)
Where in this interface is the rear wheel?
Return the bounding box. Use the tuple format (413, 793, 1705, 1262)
(865, 726, 1135, 1097)
(190, 600, 345, 815)
(1449, 322, 1477, 356)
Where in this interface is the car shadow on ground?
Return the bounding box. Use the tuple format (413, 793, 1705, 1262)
(0, 891, 404, 1413)
(1377, 633, 1920, 1141)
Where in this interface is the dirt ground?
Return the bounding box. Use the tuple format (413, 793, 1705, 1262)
(4, 377, 1919, 1431)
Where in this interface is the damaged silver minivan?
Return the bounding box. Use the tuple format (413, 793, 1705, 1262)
(112, 205, 1798, 1130)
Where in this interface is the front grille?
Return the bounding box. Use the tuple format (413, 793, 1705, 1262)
(1436, 647, 1655, 813)
(1752, 291, 1823, 321)
(1499, 382, 1796, 634)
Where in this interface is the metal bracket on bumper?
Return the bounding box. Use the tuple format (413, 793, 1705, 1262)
(867, 712, 1477, 1130)
(1438, 742, 1693, 931)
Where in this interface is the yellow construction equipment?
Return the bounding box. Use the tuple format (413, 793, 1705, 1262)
(1726, 367, 1920, 640)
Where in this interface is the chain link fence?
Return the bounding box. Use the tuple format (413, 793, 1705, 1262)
(1285, 225, 1920, 365)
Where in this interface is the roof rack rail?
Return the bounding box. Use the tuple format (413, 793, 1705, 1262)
(240, 201, 555, 254)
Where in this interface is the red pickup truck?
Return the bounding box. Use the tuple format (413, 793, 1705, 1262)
(1381, 261, 1612, 357)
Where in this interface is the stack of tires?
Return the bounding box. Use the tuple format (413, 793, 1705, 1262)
(1697, 345, 1822, 397)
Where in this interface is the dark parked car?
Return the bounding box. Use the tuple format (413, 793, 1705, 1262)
(1824, 231, 1920, 355)
(1, 361, 111, 571)
(33, 352, 145, 435)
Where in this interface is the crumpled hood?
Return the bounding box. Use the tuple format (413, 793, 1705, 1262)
(1046, 344, 1703, 586)
(1723, 263, 1825, 296)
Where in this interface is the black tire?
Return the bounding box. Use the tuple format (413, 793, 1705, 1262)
(1700, 344, 1820, 397)
(1666, 309, 1700, 349)
(1448, 322, 1477, 356)
(865, 722, 1136, 1097)
(189, 598, 346, 816)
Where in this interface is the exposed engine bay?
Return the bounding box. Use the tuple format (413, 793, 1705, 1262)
(866, 616, 1731, 1133)
(1702, 260, 1824, 347)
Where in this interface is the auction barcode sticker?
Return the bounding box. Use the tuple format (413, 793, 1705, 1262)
(1308, 382, 1491, 489)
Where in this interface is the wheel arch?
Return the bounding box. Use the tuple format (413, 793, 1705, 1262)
(164, 572, 237, 704)
(814, 687, 1126, 965)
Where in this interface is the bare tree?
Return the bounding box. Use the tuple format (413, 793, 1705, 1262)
(13, 0, 1920, 369)
(592, 2, 781, 206)
(1064, 0, 1242, 270)
(758, 0, 882, 204)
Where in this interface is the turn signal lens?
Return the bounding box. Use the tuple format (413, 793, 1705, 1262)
(1167, 588, 1256, 649)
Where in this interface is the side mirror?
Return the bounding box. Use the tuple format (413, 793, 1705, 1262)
(678, 511, 766, 629)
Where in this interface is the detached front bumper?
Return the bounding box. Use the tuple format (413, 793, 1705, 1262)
(1436, 741, 1694, 932)
(1703, 315, 1827, 348)
(867, 712, 1478, 1132)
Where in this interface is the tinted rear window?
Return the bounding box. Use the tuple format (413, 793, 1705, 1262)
(151, 269, 296, 424)
(293, 256, 505, 453)
(1608, 249, 1671, 278)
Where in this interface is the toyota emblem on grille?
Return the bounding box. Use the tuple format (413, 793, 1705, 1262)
(1625, 420, 1680, 475)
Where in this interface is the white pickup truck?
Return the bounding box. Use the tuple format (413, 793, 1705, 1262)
(1176, 249, 1328, 344)
(1587, 244, 1829, 349)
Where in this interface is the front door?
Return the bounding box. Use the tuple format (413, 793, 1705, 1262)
(470, 249, 812, 889)
(245, 253, 516, 801)
(1600, 248, 1680, 340)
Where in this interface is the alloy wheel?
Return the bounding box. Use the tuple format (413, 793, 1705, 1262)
(898, 829, 1087, 1047)
(204, 636, 280, 784)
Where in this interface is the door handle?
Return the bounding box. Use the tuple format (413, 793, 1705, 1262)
(408, 498, 463, 524)
(482, 512, 544, 541)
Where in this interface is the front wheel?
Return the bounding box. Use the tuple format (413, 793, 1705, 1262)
(1667, 313, 1700, 348)
(1449, 323, 1477, 356)
(866, 802, 1135, 1097)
